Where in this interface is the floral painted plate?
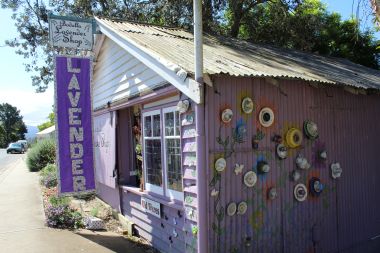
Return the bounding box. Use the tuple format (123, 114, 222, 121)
(227, 202, 237, 216)
(243, 171, 257, 187)
(237, 201, 247, 215)
(215, 157, 227, 172)
(221, 108, 233, 123)
(241, 97, 254, 114)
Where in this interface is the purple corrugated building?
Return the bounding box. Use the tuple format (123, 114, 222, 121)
(91, 17, 380, 253)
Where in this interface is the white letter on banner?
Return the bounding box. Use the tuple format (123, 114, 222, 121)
(70, 143, 83, 159)
(68, 75, 80, 90)
(72, 159, 83, 175)
(73, 176, 86, 191)
(67, 58, 81, 73)
(70, 127, 83, 142)
(68, 91, 80, 107)
(68, 108, 82, 125)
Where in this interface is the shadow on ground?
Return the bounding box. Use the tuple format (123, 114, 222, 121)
(75, 229, 152, 253)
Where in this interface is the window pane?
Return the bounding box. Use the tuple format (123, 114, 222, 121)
(144, 116, 151, 136)
(153, 114, 161, 137)
(166, 139, 182, 192)
(145, 139, 162, 187)
(165, 112, 174, 136)
(175, 111, 180, 135)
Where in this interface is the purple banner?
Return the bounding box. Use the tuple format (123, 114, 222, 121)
(55, 55, 95, 194)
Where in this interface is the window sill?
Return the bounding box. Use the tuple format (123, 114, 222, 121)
(120, 185, 184, 211)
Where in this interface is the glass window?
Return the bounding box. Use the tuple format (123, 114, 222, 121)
(143, 106, 182, 201)
(166, 139, 182, 191)
(145, 139, 162, 186)
(165, 112, 175, 136)
(164, 108, 182, 198)
(153, 114, 161, 136)
(143, 111, 163, 193)
(144, 116, 151, 136)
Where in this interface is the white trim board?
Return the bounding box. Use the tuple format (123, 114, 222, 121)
(95, 17, 202, 104)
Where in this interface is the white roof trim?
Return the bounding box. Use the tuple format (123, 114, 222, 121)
(95, 17, 202, 104)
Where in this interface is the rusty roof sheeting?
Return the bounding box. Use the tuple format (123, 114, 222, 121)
(96, 18, 380, 90)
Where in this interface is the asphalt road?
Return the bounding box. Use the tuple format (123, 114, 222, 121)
(0, 149, 26, 183)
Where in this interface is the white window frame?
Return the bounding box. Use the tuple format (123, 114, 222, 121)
(143, 109, 163, 196)
(163, 106, 183, 201)
(142, 105, 183, 201)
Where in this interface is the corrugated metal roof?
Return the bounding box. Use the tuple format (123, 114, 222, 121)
(96, 17, 380, 90)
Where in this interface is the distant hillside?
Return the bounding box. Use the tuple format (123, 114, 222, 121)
(25, 125, 39, 140)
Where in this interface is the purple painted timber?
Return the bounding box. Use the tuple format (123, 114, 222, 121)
(205, 76, 380, 253)
(121, 189, 186, 253)
(96, 182, 121, 212)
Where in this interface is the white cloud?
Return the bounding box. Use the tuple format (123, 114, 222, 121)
(0, 88, 54, 126)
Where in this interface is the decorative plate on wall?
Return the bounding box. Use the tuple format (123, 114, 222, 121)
(304, 120, 319, 139)
(227, 202, 237, 216)
(237, 201, 248, 215)
(258, 107, 274, 127)
(276, 144, 288, 159)
(243, 171, 257, 187)
(309, 177, 324, 196)
(294, 183, 308, 202)
(331, 162, 342, 179)
(221, 108, 233, 123)
(241, 97, 254, 114)
(177, 100, 190, 113)
(286, 128, 303, 148)
(215, 157, 227, 172)
(258, 161, 270, 173)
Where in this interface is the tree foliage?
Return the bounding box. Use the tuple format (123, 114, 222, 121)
(0, 103, 27, 148)
(37, 112, 55, 131)
(0, 0, 378, 92)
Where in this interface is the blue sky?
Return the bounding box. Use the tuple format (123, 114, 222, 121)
(0, 1, 378, 126)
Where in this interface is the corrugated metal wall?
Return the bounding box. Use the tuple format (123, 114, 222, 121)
(92, 37, 167, 110)
(206, 76, 380, 253)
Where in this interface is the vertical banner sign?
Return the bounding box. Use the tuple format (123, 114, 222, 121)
(55, 55, 95, 194)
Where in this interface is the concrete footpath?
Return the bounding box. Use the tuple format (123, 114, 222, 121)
(0, 157, 146, 253)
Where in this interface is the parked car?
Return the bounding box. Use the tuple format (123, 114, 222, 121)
(17, 140, 28, 150)
(6, 142, 25, 154)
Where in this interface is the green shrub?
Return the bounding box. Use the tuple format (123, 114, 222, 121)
(40, 164, 58, 188)
(73, 192, 96, 201)
(90, 206, 99, 217)
(26, 138, 56, 172)
(49, 195, 71, 206)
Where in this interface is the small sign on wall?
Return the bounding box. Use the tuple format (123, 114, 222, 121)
(141, 197, 161, 218)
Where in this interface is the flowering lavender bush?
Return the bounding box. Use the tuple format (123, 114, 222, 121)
(40, 164, 57, 188)
(46, 204, 83, 229)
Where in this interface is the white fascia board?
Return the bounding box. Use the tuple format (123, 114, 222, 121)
(95, 18, 201, 104)
(93, 34, 105, 62)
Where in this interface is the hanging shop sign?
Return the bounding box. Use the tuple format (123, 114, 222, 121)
(55, 55, 95, 195)
(49, 14, 94, 50)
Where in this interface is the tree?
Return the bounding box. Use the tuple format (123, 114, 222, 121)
(0, 103, 27, 148)
(238, 0, 380, 69)
(37, 111, 55, 131)
(0, 0, 379, 92)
